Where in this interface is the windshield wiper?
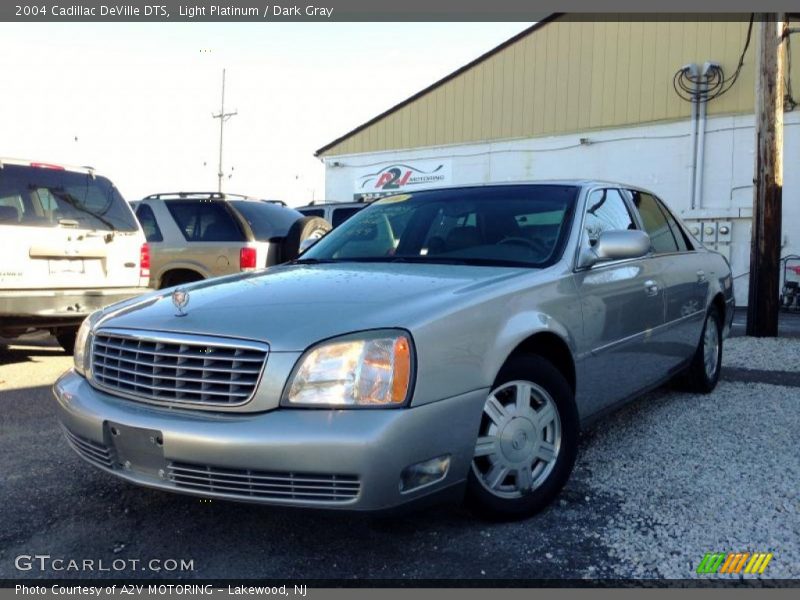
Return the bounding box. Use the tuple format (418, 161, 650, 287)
(49, 188, 116, 233)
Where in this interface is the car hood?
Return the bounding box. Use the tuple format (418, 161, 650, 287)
(101, 262, 530, 351)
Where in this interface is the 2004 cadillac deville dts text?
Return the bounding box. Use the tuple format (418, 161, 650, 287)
(53, 182, 734, 519)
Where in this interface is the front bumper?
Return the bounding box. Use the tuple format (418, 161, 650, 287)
(0, 287, 149, 326)
(53, 370, 487, 512)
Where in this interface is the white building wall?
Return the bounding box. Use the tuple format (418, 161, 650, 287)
(323, 112, 800, 307)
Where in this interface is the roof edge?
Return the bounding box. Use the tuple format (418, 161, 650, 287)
(314, 14, 561, 158)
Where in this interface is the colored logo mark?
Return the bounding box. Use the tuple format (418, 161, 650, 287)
(696, 552, 773, 575)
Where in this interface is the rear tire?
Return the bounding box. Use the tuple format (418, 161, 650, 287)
(280, 216, 331, 262)
(681, 306, 723, 393)
(465, 354, 579, 520)
(55, 329, 77, 354)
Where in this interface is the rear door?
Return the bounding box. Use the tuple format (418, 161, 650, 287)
(627, 190, 708, 367)
(164, 200, 247, 278)
(574, 188, 667, 415)
(0, 163, 145, 291)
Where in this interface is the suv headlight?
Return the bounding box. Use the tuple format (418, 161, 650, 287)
(283, 330, 414, 407)
(74, 309, 103, 377)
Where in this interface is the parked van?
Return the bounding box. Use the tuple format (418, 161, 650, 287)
(0, 158, 150, 352)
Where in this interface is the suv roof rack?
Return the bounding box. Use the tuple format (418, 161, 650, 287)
(141, 192, 288, 206)
(142, 191, 256, 201)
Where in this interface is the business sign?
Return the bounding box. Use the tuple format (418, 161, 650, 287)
(353, 160, 451, 200)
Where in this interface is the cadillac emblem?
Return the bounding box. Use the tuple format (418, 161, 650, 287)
(172, 288, 189, 317)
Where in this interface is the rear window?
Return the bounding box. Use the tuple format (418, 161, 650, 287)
(0, 164, 138, 231)
(135, 203, 163, 242)
(166, 200, 245, 242)
(331, 206, 362, 227)
(298, 207, 324, 218)
(229, 201, 303, 240)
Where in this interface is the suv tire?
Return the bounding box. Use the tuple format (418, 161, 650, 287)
(55, 329, 77, 354)
(280, 217, 331, 262)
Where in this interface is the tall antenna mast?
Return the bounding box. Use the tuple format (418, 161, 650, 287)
(212, 68, 238, 192)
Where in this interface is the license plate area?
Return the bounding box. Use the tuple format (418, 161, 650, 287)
(105, 422, 167, 478)
(49, 258, 85, 275)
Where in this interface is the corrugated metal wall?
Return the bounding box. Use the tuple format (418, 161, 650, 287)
(321, 16, 799, 156)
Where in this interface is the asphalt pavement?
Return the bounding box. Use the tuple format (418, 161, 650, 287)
(1, 327, 798, 583)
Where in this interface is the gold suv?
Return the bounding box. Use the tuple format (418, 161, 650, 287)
(132, 192, 330, 289)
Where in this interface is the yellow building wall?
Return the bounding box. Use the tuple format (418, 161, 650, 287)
(320, 15, 799, 156)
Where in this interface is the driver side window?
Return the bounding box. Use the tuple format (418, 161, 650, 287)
(584, 189, 636, 245)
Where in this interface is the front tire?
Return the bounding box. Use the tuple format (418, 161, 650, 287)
(466, 355, 579, 520)
(681, 306, 723, 393)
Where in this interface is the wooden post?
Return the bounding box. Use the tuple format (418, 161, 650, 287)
(746, 15, 786, 337)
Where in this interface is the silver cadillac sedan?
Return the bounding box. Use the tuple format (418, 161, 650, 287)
(53, 182, 734, 519)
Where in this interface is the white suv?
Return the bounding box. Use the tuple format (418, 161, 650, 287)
(0, 158, 150, 352)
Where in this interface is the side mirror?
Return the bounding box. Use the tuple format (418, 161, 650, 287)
(577, 230, 650, 269)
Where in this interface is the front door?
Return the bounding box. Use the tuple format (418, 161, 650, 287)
(574, 188, 667, 417)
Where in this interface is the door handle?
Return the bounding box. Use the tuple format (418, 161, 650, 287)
(696, 270, 707, 284)
(644, 279, 660, 296)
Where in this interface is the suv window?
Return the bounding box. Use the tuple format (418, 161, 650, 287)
(630, 191, 679, 254)
(298, 208, 324, 218)
(166, 201, 245, 242)
(583, 188, 636, 245)
(0, 164, 138, 231)
(135, 204, 163, 242)
(331, 207, 361, 227)
(229, 201, 303, 241)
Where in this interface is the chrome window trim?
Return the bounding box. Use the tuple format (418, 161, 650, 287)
(571, 185, 653, 273)
(89, 327, 269, 409)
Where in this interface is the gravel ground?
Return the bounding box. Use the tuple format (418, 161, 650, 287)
(581, 380, 800, 579)
(723, 336, 800, 372)
(1, 334, 798, 582)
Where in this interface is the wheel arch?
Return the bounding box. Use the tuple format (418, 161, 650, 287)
(501, 331, 576, 395)
(158, 266, 207, 289)
(711, 292, 726, 320)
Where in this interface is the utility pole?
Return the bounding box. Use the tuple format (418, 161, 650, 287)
(212, 68, 238, 193)
(747, 15, 787, 337)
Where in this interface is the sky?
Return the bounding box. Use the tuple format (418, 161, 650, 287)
(0, 22, 529, 205)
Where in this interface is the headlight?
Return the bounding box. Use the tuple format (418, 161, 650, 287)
(74, 309, 103, 377)
(284, 330, 414, 407)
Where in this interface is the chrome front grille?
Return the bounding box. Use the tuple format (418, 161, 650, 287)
(91, 329, 268, 407)
(62, 426, 114, 469)
(167, 462, 361, 503)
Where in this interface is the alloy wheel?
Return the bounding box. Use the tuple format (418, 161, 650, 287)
(472, 380, 562, 499)
(703, 314, 720, 380)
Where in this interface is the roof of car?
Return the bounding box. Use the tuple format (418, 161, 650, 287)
(346, 180, 651, 194)
(0, 157, 97, 175)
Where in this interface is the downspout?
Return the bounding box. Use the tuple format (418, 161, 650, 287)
(693, 62, 715, 210)
(684, 64, 700, 210)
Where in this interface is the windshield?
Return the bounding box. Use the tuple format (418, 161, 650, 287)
(302, 185, 578, 268)
(0, 164, 138, 231)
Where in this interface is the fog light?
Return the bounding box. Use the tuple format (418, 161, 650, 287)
(400, 455, 451, 493)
